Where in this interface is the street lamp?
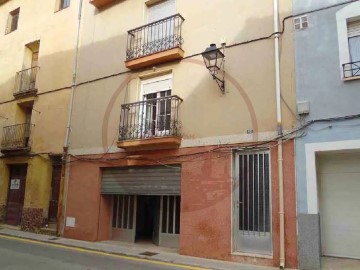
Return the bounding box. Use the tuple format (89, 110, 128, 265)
(201, 43, 225, 93)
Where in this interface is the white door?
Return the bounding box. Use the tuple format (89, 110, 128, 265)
(319, 152, 360, 259)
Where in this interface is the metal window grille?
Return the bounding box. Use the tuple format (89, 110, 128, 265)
(112, 195, 135, 230)
(161, 195, 180, 234)
(238, 153, 270, 234)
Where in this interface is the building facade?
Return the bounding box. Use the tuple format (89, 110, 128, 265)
(293, 0, 360, 269)
(61, 0, 298, 268)
(0, 0, 77, 231)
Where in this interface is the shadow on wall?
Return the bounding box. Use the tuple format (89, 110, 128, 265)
(0, 9, 296, 154)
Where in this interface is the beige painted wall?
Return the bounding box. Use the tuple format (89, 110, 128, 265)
(69, 0, 296, 154)
(0, 0, 77, 153)
(0, 0, 77, 211)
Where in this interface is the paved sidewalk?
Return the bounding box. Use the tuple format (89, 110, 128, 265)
(0, 227, 277, 270)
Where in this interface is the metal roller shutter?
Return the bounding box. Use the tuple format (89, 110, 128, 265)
(348, 20, 360, 38)
(101, 165, 181, 195)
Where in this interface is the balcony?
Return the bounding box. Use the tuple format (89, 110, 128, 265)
(89, 0, 115, 8)
(117, 95, 182, 151)
(1, 123, 32, 154)
(125, 14, 185, 70)
(343, 61, 360, 81)
(14, 67, 39, 99)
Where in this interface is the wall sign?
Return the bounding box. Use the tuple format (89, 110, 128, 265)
(10, 179, 20, 190)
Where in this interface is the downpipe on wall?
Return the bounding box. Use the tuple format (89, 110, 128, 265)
(57, 0, 83, 235)
(274, 0, 285, 268)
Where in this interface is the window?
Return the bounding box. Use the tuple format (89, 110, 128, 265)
(112, 195, 135, 229)
(161, 196, 180, 235)
(336, 2, 360, 79)
(147, 0, 176, 23)
(294, 15, 308, 30)
(347, 21, 360, 77)
(56, 0, 70, 11)
(5, 8, 20, 34)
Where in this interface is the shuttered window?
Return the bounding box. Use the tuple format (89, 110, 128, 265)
(348, 20, 360, 38)
(147, 0, 176, 23)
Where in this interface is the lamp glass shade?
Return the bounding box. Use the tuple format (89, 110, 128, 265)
(202, 44, 224, 74)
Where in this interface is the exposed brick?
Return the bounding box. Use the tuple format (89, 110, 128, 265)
(21, 208, 44, 232)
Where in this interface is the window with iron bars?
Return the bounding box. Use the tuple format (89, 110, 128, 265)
(237, 153, 271, 233)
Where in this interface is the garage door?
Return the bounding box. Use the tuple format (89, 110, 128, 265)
(319, 152, 360, 259)
(101, 165, 181, 195)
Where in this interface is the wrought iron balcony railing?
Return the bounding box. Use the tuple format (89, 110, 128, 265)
(14, 66, 39, 96)
(126, 14, 185, 61)
(119, 95, 182, 141)
(1, 123, 32, 151)
(343, 60, 360, 79)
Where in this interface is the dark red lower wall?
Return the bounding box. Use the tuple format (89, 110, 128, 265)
(63, 141, 297, 268)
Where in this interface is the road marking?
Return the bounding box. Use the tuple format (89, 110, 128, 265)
(0, 234, 207, 270)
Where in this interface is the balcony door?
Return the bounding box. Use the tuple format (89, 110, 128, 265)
(141, 74, 172, 138)
(348, 21, 360, 77)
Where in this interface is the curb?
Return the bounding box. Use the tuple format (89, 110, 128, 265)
(0, 232, 211, 270)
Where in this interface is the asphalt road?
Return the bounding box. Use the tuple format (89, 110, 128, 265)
(0, 236, 199, 270)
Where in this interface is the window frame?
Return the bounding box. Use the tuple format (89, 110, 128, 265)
(5, 7, 20, 35)
(140, 73, 173, 137)
(336, 2, 360, 80)
(55, 0, 70, 12)
(294, 15, 308, 31)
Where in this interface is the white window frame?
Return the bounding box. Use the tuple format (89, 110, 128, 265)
(336, 2, 360, 79)
(140, 74, 173, 137)
(294, 15, 308, 30)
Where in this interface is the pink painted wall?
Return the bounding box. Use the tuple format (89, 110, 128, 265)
(63, 143, 297, 268)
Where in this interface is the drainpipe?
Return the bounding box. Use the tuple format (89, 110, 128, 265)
(57, 0, 83, 235)
(274, 0, 285, 268)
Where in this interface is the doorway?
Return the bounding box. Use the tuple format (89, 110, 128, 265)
(48, 164, 61, 222)
(5, 164, 28, 226)
(135, 195, 160, 245)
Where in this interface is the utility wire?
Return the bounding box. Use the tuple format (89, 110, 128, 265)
(1, 0, 358, 107)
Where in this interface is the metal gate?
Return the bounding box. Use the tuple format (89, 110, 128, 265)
(233, 152, 272, 255)
(112, 195, 137, 242)
(159, 195, 180, 248)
